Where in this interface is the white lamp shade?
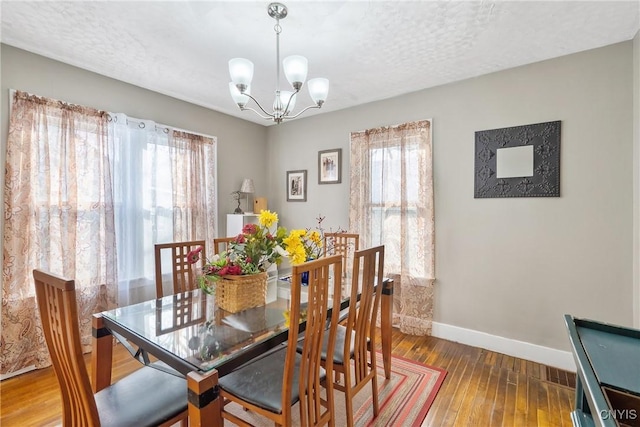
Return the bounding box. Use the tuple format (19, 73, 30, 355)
(229, 83, 250, 107)
(229, 58, 254, 87)
(283, 55, 308, 87)
(308, 78, 329, 105)
(240, 178, 255, 194)
(279, 91, 297, 112)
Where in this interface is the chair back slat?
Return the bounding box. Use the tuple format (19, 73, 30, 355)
(287, 255, 342, 427)
(154, 240, 205, 298)
(33, 269, 100, 426)
(345, 245, 384, 385)
(323, 232, 359, 279)
(213, 237, 235, 254)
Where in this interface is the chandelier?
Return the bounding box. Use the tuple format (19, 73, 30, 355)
(228, 2, 329, 124)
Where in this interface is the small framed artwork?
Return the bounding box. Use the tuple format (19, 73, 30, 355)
(286, 170, 307, 202)
(318, 148, 342, 184)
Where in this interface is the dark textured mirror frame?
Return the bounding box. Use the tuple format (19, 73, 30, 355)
(474, 120, 561, 198)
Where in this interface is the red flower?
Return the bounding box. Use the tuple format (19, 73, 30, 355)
(217, 264, 243, 276)
(227, 265, 242, 275)
(235, 234, 245, 244)
(187, 246, 203, 264)
(266, 233, 273, 240)
(242, 224, 258, 235)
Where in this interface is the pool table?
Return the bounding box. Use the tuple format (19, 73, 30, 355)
(564, 315, 640, 427)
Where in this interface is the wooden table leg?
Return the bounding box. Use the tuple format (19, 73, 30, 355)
(187, 369, 222, 427)
(91, 314, 113, 392)
(381, 278, 394, 379)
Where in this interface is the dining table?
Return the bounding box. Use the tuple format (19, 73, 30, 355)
(91, 276, 394, 427)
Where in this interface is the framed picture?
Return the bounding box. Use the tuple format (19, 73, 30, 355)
(286, 170, 307, 202)
(318, 148, 342, 184)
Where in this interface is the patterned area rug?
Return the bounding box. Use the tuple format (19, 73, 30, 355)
(224, 352, 447, 426)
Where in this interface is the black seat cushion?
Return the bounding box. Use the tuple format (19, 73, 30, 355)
(297, 323, 374, 367)
(296, 324, 355, 365)
(95, 364, 187, 427)
(219, 347, 326, 414)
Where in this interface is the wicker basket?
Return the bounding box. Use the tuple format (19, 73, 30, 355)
(216, 272, 268, 313)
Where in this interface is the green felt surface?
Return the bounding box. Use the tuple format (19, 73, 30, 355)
(577, 325, 640, 396)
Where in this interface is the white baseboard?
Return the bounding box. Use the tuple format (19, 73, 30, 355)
(0, 364, 36, 381)
(431, 321, 576, 372)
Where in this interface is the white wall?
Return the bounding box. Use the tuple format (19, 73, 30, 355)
(0, 44, 268, 235)
(267, 42, 635, 358)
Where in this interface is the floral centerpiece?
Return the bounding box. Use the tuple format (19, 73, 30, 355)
(194, 210, 287, 285)
(188, 210, 288, 312)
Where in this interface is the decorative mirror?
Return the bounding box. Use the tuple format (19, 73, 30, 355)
(474, 121, 561, 198)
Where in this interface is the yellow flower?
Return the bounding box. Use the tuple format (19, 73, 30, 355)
(282, 234, 297, 248)
(283, 309, 307, 327)
(283, 310, 290, 327)
(309, 231, 322, 245)
(259, 210, 278, 228)
(284, 228, 323, 263)
(289, 244, 307, 265)
(289, 229, 305, 238)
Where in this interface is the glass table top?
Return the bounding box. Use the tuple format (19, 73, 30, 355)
(100, 289, 290, 373)
(100, 271, 363, 374)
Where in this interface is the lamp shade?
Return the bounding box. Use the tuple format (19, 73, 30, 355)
(240, 178, 255, 194)
(279, 91, 297, 113)
(229, 58, 254, 88)
(283, 55, 308, 88)
(229, 83, 250, 107)
(308, 78, 329, 105)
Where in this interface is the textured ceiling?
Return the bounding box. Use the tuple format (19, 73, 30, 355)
(1, 1, 639, 126)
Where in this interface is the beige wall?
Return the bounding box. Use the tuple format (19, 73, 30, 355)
(0, 44, 268, 234)
(267, 41, 635, 352)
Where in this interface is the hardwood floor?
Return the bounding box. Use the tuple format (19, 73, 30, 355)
(0, 329, 575, 426)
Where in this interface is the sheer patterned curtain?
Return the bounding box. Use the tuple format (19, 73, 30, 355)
(2, 94, 217, 377)
(171, 130, 216, 243)
(2, 91, 117, 375)
(349, 120, 434, 335)
(109, 115, 217, 305)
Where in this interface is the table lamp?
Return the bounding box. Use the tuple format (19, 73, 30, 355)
(240, 178, 255, 213)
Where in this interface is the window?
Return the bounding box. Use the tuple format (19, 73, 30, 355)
(349, 120, 435, 335)
(109, 114, 217, 304)
(3, 91, 217, 377)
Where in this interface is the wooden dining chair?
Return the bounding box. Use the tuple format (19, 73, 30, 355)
(323, 245, 385, 427)
(213, 236, 236, 254)
(33, 269, 188, 427)
(218, 255, 343, 427)
(154, 240, 205, 298)
(323, 232, 359, 279)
